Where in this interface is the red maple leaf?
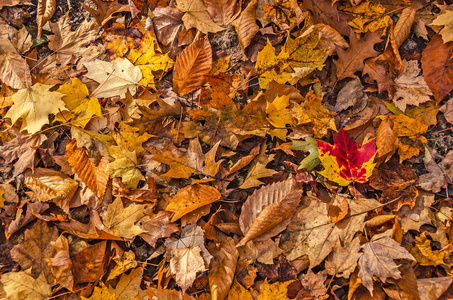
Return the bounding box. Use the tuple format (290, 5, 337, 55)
(316, 128, 376, 186)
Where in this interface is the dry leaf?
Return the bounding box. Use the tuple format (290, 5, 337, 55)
(358, 233, 415, 295)
(238, 179, 302, 246)
(325, 237, 362, 278)
(5, 83, 67, 134)
(101, 197, 146, 239)
(84, 58, 142, 99)
(392, 60, 432, 112)
(166, 184, 221, 221)
(0, 51, 31, 89)
(139, 211, 180, 247)
(173, 38, 212, 95)
(208, 233, 239, 300)
(176, 0, 225, 33)
(233, 0, 258, 51)
(66, 139, 109, 199)
(1, 270, 51, 300)
(36, 0, 56, 39)
(335, 29, 382, 80)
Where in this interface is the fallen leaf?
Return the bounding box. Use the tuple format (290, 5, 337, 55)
(66, 139, 109, 199)
(1, 270, 51, 300)
(147, 287, 196, 299)
(173, 38, 212, 96)
(71, 241, 107, 284)
(0, 132, 46, 177)
(108, 145, 145, 189)
(108, 267, 144, 300)
(5, 83, 67, 134)
(176, 0, 225, 33)
(204, 0, 238, 26)
(139, 211, 180, 247)
(363, 57, 395, 95)
(431, 10, 453, 43)
(325, 237, 362, 278)
(375, 116, 398, 162)
(227, 280, 253, 300)
(238, 179, 302, 246)
(50, 234, 73, 291)
(101, 197, 146, 239)
(256, 31, 327, 89)
(82, 0, 130, 26)
(281, 195, 381, 267)
(393, 7, 416, 48)
(334, 29, 382, 80)
(208, 233, 239, 300)
(392, 60, 432, 112)
(257, 280, 294, 300)
(421, 34, 453, 103)
(24, 168, 79, 213)
(358, 233, 415, 295)
(266, 94, 293, 140)
(317, 128, 376, 186)
(297, 269, 329, 300)
(292, 91, 337, 138)
(0, 51, 31, 90)
(341, 1, 389, 34)
(410, 232, 448, 266)
(11, 220, 58, 281)
(334, 77, 368, 114)
(417, 277, 453, 300)
(36, 0, 56, 38)
(302, 0, 353, 36)
(84, 58, 143, 99)
(166, 184, 221, 221)
(233, 0, 258, 51)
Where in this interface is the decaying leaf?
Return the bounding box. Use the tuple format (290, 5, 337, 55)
(176, 0, 225, 33)
(1, 270, 51, 300)
(358, 233, 415, 295)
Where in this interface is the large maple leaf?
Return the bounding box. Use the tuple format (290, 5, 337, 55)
(317, 128, 376, 186)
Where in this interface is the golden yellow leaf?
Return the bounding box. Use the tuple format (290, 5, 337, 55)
(257, 280, 294, 300)
(56, 78, 102, 128)
(391, 114, 428, 162)
(65, 139, 109, 199)
(256, 31, 327, 89)
(292, 91, 336, 138)
(166, 184, 221, 222)
(1, 270, 51, 300)
(101, 197, 146, 239)
(81, 283, 116, 300)
(108, 145, 145, 189)
(227, 280, 253, 300)
(266, 94, 292, 140)
(5, 83, 67, 135)
(410, 233, 448, 266)
(112, 122, 152, 155)
(341, 0, 389, 33)
(107, 251, 138, 280)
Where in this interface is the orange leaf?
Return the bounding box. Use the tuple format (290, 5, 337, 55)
(166, 184, 221, 222)
(65, 139, 109, 200)
(173, 38, 212, 96)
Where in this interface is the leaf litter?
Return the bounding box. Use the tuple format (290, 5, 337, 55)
(1, 0, 453, 299)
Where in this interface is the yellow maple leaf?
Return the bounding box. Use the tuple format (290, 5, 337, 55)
(257, 280, 294, 300)
(127, 29, 174, 90)
(391, 114, 428, 162)
(56, 78, 102, 127)
(431, 10, 453, 43)
(5, 83, 67, 134)
(341, 0, 389, 33)
(292, 91, 336, 138)
(102, 197, 146, 239)
(108, 145, 145, 189)
(266, 94, 293, 140)
(256, 31, 327, 89)
(1, 270, 51, 300)
(111, 122, 153, 155)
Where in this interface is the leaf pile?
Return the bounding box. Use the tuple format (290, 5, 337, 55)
(1, 0, 453, 299)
